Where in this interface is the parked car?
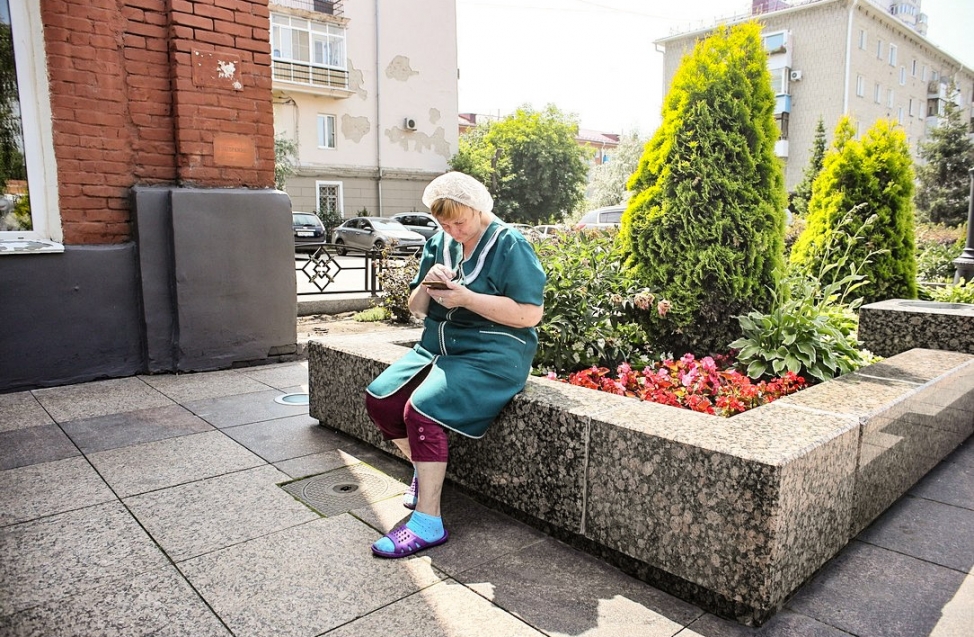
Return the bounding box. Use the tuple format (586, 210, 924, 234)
(574, 205, 624, 231)
(331, 217, 426, 255)
(533, 224, 568, 240)
(390, 212, 442, 240)
(292, 212, 327, 253)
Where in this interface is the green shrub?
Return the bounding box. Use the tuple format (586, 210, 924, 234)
(354, 307, 390, 322)
(375, 251, 420, 323)
(622, 22, 786, 356)
(928, 280, 974, 304)
(533, 230, 657, 373)
(915, 223, 966, 282)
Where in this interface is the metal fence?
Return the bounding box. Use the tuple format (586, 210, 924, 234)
(295, 244, 381, 296)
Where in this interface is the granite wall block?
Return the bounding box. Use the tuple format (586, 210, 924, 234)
(860, 299, 974, 357)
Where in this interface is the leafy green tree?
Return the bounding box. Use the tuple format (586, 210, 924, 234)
(449, 105, 589, 224)
(915, 92, 974, 226)
(621, 22, 787, 356)
(585, 131, 645, 210)
(791, 116, 826, 217)
(790, 117, 917, 302)
(274, 135, 297, 191)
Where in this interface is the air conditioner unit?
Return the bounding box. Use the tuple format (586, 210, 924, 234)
(789, 69, 803, 82)
(403, 118, 417, 131)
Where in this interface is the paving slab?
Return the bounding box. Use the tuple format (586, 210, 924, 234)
(323, 579, 547, 637)
(178, 514, 444, 637)
(786, 540, 967, 637)
(124, 464, 318, 561)
(221, 413, 342, 462)
(909, 451, 974, 510)
(138, 369, 272, 403)
(273, 447, 363, 479)
(88, 429, 265, 497)
(857, 495, 974, 572)
(0, 390, 53, 432)
(234, 361, 310, 391)
(0, 456, 116, 527)
(0, 501, 167, 615)
(0, 423, 81, 470)
(0, 566, 230, 637)
(182, 388, 310, 428)
(60, 404, 214, 453)
(31, 377, 174, 422)
(457, 537, 702, 637)
(676, 609, 854, 636)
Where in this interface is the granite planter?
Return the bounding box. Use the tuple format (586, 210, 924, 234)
(859, 298, 974, 357)
(308, 331, 974, 625)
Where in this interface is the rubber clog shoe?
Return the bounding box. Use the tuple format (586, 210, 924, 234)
(371, 525, 449, 559)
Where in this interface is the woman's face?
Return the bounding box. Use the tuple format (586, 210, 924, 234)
(437, 206, 482, 244)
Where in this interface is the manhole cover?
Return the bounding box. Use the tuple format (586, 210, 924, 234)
(281, 465, 405, 516)
(275, 392, 309, 405)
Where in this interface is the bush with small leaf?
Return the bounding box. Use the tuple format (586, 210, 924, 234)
(375, 250, 420, 323)
(928, 279, 974, 304)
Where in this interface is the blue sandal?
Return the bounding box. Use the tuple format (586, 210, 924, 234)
(371, 525, 449, 558)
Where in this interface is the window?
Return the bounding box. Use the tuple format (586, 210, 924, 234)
(887, 88, 894, 108)
(775, 112, 790, 140)
(875, 83, 882, 104)
(909, 98, 915, 117)
(856, 75, 865, 97)
(876, 39, 883, 59)
(922, 65, 928, 81)
(912, 59, 917, 76)
(0, 0, 61, 249)
(898, 106, 904, 124)
(317, 114, 336, 149)
(762, 31, 787, 54)
(858, 29, 867, 50)
(271, 14, 346, 70)
(899, 67, 906, 85)
(769, 68, 789, 95)
(316, 181, 343, 219)
(889, 44, 897, 66)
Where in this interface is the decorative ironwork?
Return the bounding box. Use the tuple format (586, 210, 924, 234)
(296, 243, 382, 296)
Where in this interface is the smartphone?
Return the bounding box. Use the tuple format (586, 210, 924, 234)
(422, 280, 450, 290)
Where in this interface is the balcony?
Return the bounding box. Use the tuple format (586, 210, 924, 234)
(270, 0, 344, 17)
(272, 60, 352, 97)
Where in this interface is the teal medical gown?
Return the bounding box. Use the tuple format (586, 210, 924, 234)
(365, 221, 546, 439)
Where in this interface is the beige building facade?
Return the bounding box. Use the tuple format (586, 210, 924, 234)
(655, 0, 974, 191)
(270, 0, 458, 219)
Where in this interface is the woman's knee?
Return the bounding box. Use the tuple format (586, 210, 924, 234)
(366, 393, 407, 440)
(403, 402, 449, 463)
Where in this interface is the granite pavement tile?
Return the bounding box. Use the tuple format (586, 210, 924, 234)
(221, 413, 343, 462)
(60, 404, 214, 454)
(857, 495, 974, 572)
(234, 361, 310, 391)
(0, 501, 167, 615)
(182, 388, 310, 428)
(786, 540, 967, 637)
(0, 391, 53, 432)
(0, 456, 116, 527)
(0, 423, 80, 470)
(178, 514, 444, 637)
(909, 447, 974, 510)
(31, 377, 174, 422)
(88, 429, 265, 497)
(138, 369, 272, 403)
(322, 579, 546, 637)
(273, 447, 363, 479)
(458, 537, 702, 637)
(125, 464, 318, 561)
(0, 566, 230, 637)
(675, 609, 854, 636)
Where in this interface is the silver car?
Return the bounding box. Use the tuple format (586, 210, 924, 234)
(390, 212, 442, 240)
(331, 217, 426, 255)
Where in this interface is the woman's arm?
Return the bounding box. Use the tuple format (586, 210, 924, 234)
(434, 285, 542, 328)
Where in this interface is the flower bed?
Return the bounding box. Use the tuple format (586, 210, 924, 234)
(550, 354, 807, 416)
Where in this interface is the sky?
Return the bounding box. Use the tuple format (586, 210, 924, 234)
(455, 0, 974, 135)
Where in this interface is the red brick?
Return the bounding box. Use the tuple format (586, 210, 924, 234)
(171, 13, 213, 30)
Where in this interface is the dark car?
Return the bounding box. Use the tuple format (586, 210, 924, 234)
(331, 217, 426, 255)
(390, 212, 442, 240)
(292, 212, 327, 252)
(574, 205, 624, 231)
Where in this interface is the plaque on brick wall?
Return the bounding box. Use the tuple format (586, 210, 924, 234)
(213, 134, 255, 167)
(192, 50, 244, 91)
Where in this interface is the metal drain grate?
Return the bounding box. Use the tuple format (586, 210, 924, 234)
(281, 464, 405, 516)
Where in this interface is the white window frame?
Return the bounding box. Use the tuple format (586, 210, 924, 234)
(888, 44, 897, 66)
(0, 0, 62, 252)
(858, 29, 867, 50)
(922, 65, 928, 81)
(856, 75, 865, 97)
(899, 67, 906, 85)
(769, 67, 789, 95)
(271, 14, 346, 71)
(317, 114, 336, 149)
(887, 88, 894, 108)
(874, 83, 882, 104)
(876, 39, 883, 60)
(898, 106, 904, 124)
(761, 31, 787, 54)
(912, 59, 917, 76)
(316, 180, 344, 219)
(909, 98, 916, 117)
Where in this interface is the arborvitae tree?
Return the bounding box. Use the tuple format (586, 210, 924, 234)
(915, 94, 974, 227)
(791, 116, 826, 217)
(449, 105, 589, 224)
(621, 22, 786, 355)
(585, 131, 645, 210)
(791, 117, 917, 302)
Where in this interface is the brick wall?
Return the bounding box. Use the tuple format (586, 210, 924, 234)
(41, 0, 275, 245)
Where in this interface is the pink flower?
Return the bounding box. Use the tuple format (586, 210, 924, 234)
(546, 371, 558, 380)
(657, 299, 672, 317)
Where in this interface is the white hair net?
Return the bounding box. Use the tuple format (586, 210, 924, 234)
(422, 172, 494, 214)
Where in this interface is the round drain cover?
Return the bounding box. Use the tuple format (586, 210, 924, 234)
(275, 392, 309, 405)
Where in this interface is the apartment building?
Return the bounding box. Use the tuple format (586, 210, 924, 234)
(269, 0, 458, 219)
(654, 0, 974, 191)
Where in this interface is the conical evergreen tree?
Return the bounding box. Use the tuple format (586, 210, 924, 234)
(915, 93, 974, 227)
(791, 117, 917, 302)
(621, 22, 786, 355)
(791, 117, 826, 217)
